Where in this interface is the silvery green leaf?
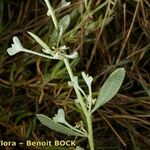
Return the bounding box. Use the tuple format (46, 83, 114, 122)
(57, 15, 70, 46)
(50, 29, 59, 45)
(50, 15, 70, 46)
(50, 16, 69, 45)
(58, 15, 70, 35)
(36, 114, 86, 137)
(92, 68, 125, 113)
(28, 31, 54, 55)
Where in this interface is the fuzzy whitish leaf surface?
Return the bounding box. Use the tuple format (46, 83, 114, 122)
(36, 114, 85, 137)
(28, 31, 53, 55)
(58, 15, 70, 34)
(92, 68, 125, 113)
(50, 15, 70, 45)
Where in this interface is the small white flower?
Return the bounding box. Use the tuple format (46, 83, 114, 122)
(7, 36, 26, 56)
(7, 32, 78, 61)
(53, 109, 66, 124)
(7, 36, 56, 60)
(81, 72, 93, 88)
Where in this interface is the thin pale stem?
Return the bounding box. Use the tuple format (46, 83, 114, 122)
(22, 49, 55, 59)
(64, 121, 87, 136)
(63, 58, 94, 150)
(44, 0, 59, 30)
(88, 86, 92, 112)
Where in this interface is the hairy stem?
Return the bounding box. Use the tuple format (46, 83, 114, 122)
(44, 0, 59, 30)
(63, 58, 94, 150)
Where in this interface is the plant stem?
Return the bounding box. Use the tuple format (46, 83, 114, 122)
(63, 58, 94, 150)
(64, 121, 87, 136)
(87, 114, 94, 150)
(44, 0, 59, 31)
(22, 49, 55, 59)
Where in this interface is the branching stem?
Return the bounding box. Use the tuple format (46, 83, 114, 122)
(64, 58, 94, 150)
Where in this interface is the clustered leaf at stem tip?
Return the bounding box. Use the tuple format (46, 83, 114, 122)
(68, 72, 94, 110)
(7, 32, 78, 60)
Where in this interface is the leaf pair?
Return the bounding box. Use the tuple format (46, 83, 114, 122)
(36, 114, 86, 137)
(37, 68, 125, 137)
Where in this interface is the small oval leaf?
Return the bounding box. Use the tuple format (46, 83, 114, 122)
(50, 15, 70, 46)
(92, 68, 125, 113)
(58, 15, 70, 34)
(36, 114, 86, 137)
